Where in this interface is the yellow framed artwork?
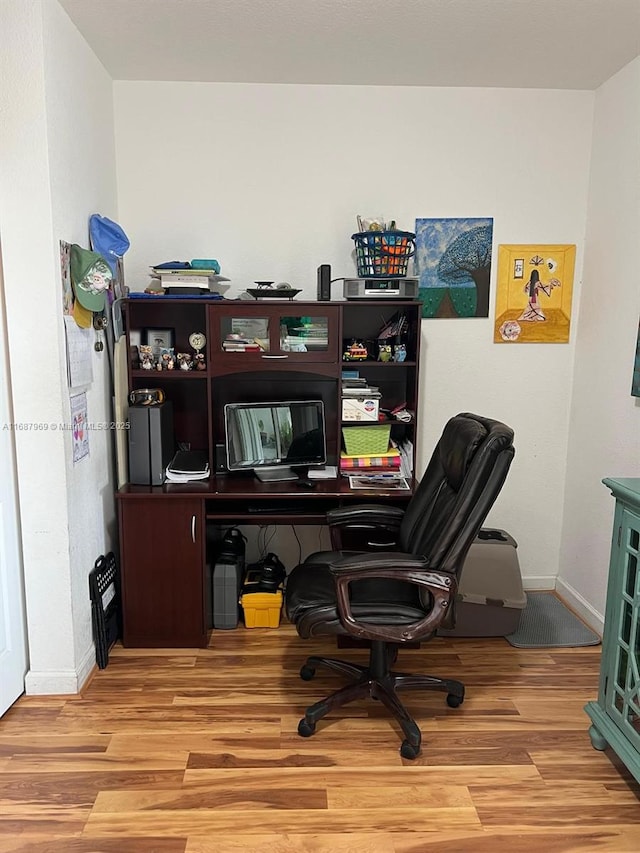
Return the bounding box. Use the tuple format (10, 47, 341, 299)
(494, 244, 576, 343)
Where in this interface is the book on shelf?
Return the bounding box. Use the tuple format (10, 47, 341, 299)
(155, 274, 212, 286)
(149, 269, 231, 293)
(341, 385, 381, 398)
(340, 465, 402, 478)
(395, 438, 414, 478)
(222, 343, 261, 352)
(222, 336, 262, 352)
(340, 449, 401, 469)
(150, 267, 229, 279)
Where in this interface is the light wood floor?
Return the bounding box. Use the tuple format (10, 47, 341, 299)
(1, 623, 639, 852)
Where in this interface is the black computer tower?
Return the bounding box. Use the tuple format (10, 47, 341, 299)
(128, 401, 174, 485)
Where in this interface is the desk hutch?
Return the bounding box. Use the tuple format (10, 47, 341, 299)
(116, 297, 422, 647)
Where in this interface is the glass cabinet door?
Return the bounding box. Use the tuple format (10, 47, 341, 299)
(209, 305, 339, 371)
(279, 314, 331, 356)
(605, 511, 640, 749)
(218, 312, 272, 353)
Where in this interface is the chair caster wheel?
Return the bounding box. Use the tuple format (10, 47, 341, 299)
(298, 719, 316, 737)
(446, 692, 464, 708)
(300, 665, 316, 681)
(400, 740, 420, 760)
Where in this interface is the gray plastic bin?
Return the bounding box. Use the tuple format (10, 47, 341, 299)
(438, 529, 526, 637)
(212, 558, 244, 629)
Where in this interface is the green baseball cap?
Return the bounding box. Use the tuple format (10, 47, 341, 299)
(70, 244, 112, 312)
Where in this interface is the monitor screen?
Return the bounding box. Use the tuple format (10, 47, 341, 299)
(224, 400, 326, 481)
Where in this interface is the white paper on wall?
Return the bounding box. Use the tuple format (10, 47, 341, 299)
(64, 315, 93, 388)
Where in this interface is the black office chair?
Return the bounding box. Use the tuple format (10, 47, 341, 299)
(285, 412, 515, 758)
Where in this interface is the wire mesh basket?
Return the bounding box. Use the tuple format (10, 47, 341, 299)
(351, 230, 416, 278)
(342, 424, 391, 456)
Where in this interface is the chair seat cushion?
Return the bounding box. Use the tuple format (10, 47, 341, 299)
(285, 554, 427, 638)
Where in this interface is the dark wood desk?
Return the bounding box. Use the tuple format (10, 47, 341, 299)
(118, 296, 421, 647)
(116, 478, 412, 648)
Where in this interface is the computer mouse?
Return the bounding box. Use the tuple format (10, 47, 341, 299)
(296, 478, 316, 489)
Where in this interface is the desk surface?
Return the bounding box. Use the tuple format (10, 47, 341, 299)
(117, 474, 415, 501)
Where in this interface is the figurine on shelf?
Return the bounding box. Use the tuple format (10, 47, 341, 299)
(194, 352, 206, 371)
(139, 345, 154, 370)
(392, 343, 407, 363)
(161, 348, 175, 370)
(189, 332, 206, 357)
(377, 343, 392, 362)
(177, 352, 193, 371)
(343, 340, 369, 361)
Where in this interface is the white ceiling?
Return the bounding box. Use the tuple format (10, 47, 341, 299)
(59, 0, 639, 90)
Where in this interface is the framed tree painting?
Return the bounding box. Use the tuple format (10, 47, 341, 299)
(494, 244, 576, 343)
(415, 217, 494, 318)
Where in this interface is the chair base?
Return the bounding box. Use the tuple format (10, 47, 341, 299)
(296, 641, 465, 759)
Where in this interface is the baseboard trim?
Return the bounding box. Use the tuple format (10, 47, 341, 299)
(554, 577, 604, 636)
(522, 575, 557, 590)
(25, 644, 97, 695)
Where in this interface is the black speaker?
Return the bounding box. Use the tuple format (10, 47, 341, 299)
(215, 443, 227, 472)
(317, 264, 331, 301)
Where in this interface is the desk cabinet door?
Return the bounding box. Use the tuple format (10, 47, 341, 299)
(209, 304, 340, 372)
(119, 498, 206, 647)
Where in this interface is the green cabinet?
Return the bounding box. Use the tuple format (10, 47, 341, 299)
(585, 477, 640, 783)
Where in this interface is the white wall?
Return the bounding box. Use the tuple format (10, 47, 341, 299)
(3, 11, 633, 687)
(115, 82, 594, 587)
(43, 0, 119, 685)
(0, 0, 118, 693)
(558, 57, 640, 632)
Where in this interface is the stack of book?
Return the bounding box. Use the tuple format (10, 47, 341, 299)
(222, 334, 264, 353)
(339, 446, 401, 477)
(166, 450, 210, 482)
(149, 267, 231, 295)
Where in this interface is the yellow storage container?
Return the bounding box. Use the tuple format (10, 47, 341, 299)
(240, 589, 283, 628)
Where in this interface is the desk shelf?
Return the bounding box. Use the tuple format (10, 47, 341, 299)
(130, 369, 208, 379)
(118, 297, 422, 647)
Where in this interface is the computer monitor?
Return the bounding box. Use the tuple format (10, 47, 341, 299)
(224, 400, 326, 482)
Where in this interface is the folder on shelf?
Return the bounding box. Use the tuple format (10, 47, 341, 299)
(166, 450, 210, 481)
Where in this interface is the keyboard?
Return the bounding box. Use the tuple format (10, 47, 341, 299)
(247, 503, 303, 514)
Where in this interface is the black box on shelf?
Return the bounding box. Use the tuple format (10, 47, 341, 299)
(128, 401, 174, 485)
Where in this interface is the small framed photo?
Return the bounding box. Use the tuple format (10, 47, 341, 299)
(144, 328, 174, 354)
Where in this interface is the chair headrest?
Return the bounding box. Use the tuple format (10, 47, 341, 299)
(439, 415, 487, 491)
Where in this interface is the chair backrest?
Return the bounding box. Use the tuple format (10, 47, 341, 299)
(398, 412, 515, 577)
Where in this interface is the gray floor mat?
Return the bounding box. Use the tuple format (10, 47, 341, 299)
(506, 592, 601, 648)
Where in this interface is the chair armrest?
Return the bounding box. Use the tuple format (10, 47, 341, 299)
(326, 504, 404, 550)
(327, 551, 456, 644)
(328, 551, 428, 574)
